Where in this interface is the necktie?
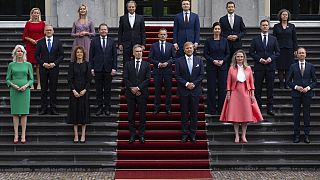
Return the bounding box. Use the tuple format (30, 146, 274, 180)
(187, 57, 193, 75)
(47, 39, 52, 52)
(263, 35, 267, 49)
(229, 14, 234, 28)
(185, 12, 188, 24)
(160, 42, 165, 55)
(136, 60, 140, 76)
(102, 37, 106, 51)
(300, 62, 304, 76)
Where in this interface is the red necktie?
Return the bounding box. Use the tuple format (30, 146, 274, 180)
(185, 12, 188, 24)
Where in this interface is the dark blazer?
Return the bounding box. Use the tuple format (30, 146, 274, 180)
(175, 56, 204, 96)
(118, 13, 146, 46)
(287, 62, 317, 97)
(173, 12, 200, 47)
(249, 34, 280, 71)
(204, 37, 230, 71)
(148, 42, 176, 75)
(219, 14, 246, 49)
(272, 23, 298, 50)
(35, 37, 64, 66)
(124, 60, 151, 98)
(89, 36, 117, 73)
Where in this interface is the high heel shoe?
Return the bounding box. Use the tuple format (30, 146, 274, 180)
(80, 137, 86, 143)
(234, 136, 240, 143)
(241, 137, 248, 143)
(13, 137, 19, 144)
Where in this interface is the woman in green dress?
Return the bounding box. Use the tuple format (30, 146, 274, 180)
(6, 45, 34, 144)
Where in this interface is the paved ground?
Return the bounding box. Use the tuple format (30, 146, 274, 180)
(0, 170, 319, 179)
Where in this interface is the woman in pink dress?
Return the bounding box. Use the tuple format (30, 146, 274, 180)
(22, 8, 45, 89)
(71, 4, 95, 61)
(220, 50, 263, 143)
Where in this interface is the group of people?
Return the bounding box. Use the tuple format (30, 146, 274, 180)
(6, 0, 317, 145)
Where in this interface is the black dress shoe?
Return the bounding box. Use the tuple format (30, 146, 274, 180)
(181, 137, 188, 143)
(105, 110, 110, 116)
(39, 109, 47, 115)
(129, 136, 135, 144)
(153, 110, 159, 114)
(96, 109, 103, 116)
(139, 136, 145, 144)
(51, 108, 59, 115)
(304, 136, 310, 144)
(293, 136, 300, 143)
(166, 110, 172, 115)
(267, 110, 275, 116)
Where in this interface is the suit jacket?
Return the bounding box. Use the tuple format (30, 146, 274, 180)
(175, 56, 204, 96)
(124, 60, 151, 98)
(204, 37, 230, 71)
(219, 14, 246, 48)
(89, 36, 117, 73)
(287, 62, 317, 97)
(148, 41, 176, 75)
(249, 34, 280, 71)
(272, 23, 298, 50)
(35, 36, 64, 67)
(118, 13, 146, 46)
(173, 12, 200, 47)
(227, 66, 255, 91)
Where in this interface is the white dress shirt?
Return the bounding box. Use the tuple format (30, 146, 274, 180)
(237, 64, 246, 82)
(129, 13, 135, 28)
(228, 13, 234, 28)
(45, 36, 53, 47)
(100, 36, 107, 48)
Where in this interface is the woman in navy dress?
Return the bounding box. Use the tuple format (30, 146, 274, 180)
(273, 9, 298, 89)
(67, 46, 91, 143)
(204, 22, 230, 115)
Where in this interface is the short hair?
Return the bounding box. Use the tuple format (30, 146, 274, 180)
(183, 42, 194, 49)
(159, 28, 167, 32)
(230, 49, 249, 69)
(72, 46, 87, 62)
(45, 23, 54, 29)
(260, 19, 270, 25)
(29, 8, 41, 22)
(99, 23, 108, 30)
(212, 22, 221, 29)
(133, 44, 143, 51)
(12, 45, 27, 62)
(226, 1, 235, 8)
(126, 1, 137, 8)
(297, 47, 307, 53)
(77, 4, 88, 20)
(181, 0, 191, 3)
(277, 9, 291, 22)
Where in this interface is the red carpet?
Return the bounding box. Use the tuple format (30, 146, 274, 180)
(115, 26, 213, 179)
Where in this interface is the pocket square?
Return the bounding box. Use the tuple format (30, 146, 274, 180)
(196, 64, 199, 67)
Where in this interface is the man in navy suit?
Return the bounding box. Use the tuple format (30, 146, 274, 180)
(249, 19, 280, 116)
(287, 47, 317, 143)
(124, 44, 151, 144)
(175, 42, 204, 143)
(149, 28, 176, 115)
(219, 1, 246, 66)
(118, 0, 146, 66)
(35, 24, 64, 115)
(173, 0, 200, 57)
(90, 23, 117, 116)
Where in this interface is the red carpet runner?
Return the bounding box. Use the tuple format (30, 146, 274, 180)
(115, 26, 213, 179)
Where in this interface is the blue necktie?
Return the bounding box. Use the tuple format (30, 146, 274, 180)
(187, 57, 193, 75)
(47, 39, 52, 52)
(160, 42, 165, 55)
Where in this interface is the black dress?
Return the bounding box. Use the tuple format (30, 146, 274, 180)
(67, 61, 91, 125)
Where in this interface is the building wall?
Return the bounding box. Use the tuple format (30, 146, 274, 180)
(48, 0, 268, 27)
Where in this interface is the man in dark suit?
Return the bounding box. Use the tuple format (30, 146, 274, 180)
(124, 44, 151, 144)
(118, 0, 146, 66)
(219, 1, 246, 66)
(90, 23, 117, 116)
(287, 47, 317, 143)
(249, 19, 280, 116)
(173, 0, 200, 57)
(175, 42, 204, 143)
(35, 24, 64, 115)
(149, 28, 176, 115)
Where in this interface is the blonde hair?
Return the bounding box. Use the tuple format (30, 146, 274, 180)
(29, 8, 41, 22)
(78, 4, 88, 21)
(230, 49, 249, 69)
(12, 45, 27, 62)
